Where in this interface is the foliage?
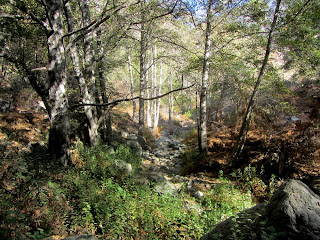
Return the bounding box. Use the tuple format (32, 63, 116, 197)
(230, 165, 281, 202)
(0, 141, 259, 239)
(200, 177, 254, 233)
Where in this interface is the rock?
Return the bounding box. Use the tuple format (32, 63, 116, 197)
(112, 160, 133, 175)
(154, 136, 170, 148)
(137, 135, 148, 149)
(127, 140, 142, 157)
(153, 180, 177, 195)
(120, 131, 129, 139)
(154, 150, 169, 158)
(144, 145, 153, 152)
(202, 179, 320, 240)
(168, 141, 180, 149)
(266, 179, 320, 240)
(147, 172, 167, 183)
(193, 190, 204, 199)
(63, 235, 97, 240)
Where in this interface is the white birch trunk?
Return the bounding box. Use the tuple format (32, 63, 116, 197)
(153, 55, 162, 131)
(126, 44, 137, 122)
(146, 48, 152, 128)
(168, 71, 173, 125)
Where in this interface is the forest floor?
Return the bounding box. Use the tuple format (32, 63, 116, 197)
(1, 101, 319, 199)
(1, 98, 320, 239)
(1, 78, 320, 200)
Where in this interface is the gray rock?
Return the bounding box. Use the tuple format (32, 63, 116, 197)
(127, 140, 142, 157)
(202, 179, 320, 240)
(154, 136, 170, 148)
(153, 180, 177, 195)
(168, 141, 181, 150)
(137, 135, 148, 149)
(112, 160, 133, 175)
(147, 172, 167, 183)
(154, 150, 169, 158)
(291, 116, 300, 122)
(266, 179, 320, 240)
(193, 190, 204, 199)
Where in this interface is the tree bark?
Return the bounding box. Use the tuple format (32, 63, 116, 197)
(78, 0, 100, 146)
(199, 0, 213, 153)
(146, 47, 152, 128)
(139, 1, 147, 135)
(126, 43, 137, 122)
(47, 0, 71, 166)
(153, 54, 162, 131)
(231, 0, 282, 167)
(97, 28, 113, 144)
(168, 71, 173, 125)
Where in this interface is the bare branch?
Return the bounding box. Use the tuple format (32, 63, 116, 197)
(70, 83, 195, 110)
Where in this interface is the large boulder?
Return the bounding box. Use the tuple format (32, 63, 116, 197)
(202, 179, 320, 240)
(266, 179, 320, 240)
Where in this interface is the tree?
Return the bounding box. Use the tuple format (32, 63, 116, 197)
(199, 0, 213, 153)
(126, 42, 138, 122)
(231, 0, 282, 167)
(1, 0, 71, 166)
(138, 0, 148, 135)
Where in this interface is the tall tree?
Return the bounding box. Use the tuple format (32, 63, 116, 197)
(138, 0, 147, 135)
(231, 0, 282, 166)
(2, 0, 72, 165)
(126, 43, 138, 122)
(199, 0, 213, 153)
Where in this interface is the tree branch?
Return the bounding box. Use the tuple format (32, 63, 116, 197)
(70, 83, 195, 110)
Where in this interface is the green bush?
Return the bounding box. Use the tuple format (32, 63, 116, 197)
(200, 177, 254, 233)
(1, 142, 258, 239)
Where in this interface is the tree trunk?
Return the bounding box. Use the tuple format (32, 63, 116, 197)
(231, 0, 282, 167)
(79, 0, 100, 146)
(199, 0, 213, 153)
(146, 47, 152, 128)
(139, 1, 147, 135)
(126, 43, 137, 122)
(168, 71, 173, 125)
(47, 0, 71, 166)
(215, 75, 228, 123)
(153, 55, 162, 131)
(97, 28, 113, 144)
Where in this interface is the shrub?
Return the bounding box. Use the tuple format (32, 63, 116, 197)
(200, 177, 254, 232)
(181, 147, 207, 174)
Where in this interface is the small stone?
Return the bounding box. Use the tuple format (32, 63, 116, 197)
(194, 190, 204, 199)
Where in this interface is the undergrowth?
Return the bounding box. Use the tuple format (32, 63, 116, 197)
(0, 141, 256, 239)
